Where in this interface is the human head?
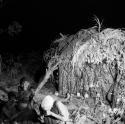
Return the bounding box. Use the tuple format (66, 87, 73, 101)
(23, 81, 30, 91)
(41, 95, 54, 111)
(20, 77, 30, 91)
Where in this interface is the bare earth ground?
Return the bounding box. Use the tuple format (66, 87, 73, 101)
(63, 95, 124, 124)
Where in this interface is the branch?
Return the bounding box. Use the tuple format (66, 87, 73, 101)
(34, 61, 60, 100)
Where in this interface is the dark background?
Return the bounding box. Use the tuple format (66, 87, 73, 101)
(0, 0, 124, 55)
(0, 0, 123, 85)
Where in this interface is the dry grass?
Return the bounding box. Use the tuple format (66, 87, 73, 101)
(33, 26, 125, 124)
(72, 28, 125, 73)
(93, 15, 103, 32)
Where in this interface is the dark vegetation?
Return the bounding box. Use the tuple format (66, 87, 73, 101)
(0, 51, 46, 124)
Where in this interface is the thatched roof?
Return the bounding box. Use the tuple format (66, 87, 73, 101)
(34, 26, 125, 100)
(44, 27, 98, 69)
(45, 27, 125, 74)
(71, 28, 125, 74)
(34, 26, 125, 124)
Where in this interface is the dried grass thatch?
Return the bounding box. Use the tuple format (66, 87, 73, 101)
(72, 28, 125, 71)
(33, 25, 125, 124)
(35, 26, 125, 96)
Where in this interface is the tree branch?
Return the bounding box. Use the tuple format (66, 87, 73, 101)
(34, 61, 60, 102)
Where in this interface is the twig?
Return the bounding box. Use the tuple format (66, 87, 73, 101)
(34, 61, 60, 100)
(93, 15, 103, 32)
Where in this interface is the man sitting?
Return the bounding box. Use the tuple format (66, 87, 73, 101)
(40, 95, 72, 124)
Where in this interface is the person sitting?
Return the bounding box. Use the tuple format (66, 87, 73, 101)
(2, 92, 18, 123)
(40, 95, 72, 124)
(18, 77, 30, 93)
(17, 77, 33, 110)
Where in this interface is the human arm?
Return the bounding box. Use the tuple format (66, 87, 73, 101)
(46, 101, 71, 122)
(46, 110, 67, 121)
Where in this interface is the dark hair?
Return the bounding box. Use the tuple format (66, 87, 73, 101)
(19, 77, 31, 90)
(8, 92, 16, 100)
(20, 77, 27, 86)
